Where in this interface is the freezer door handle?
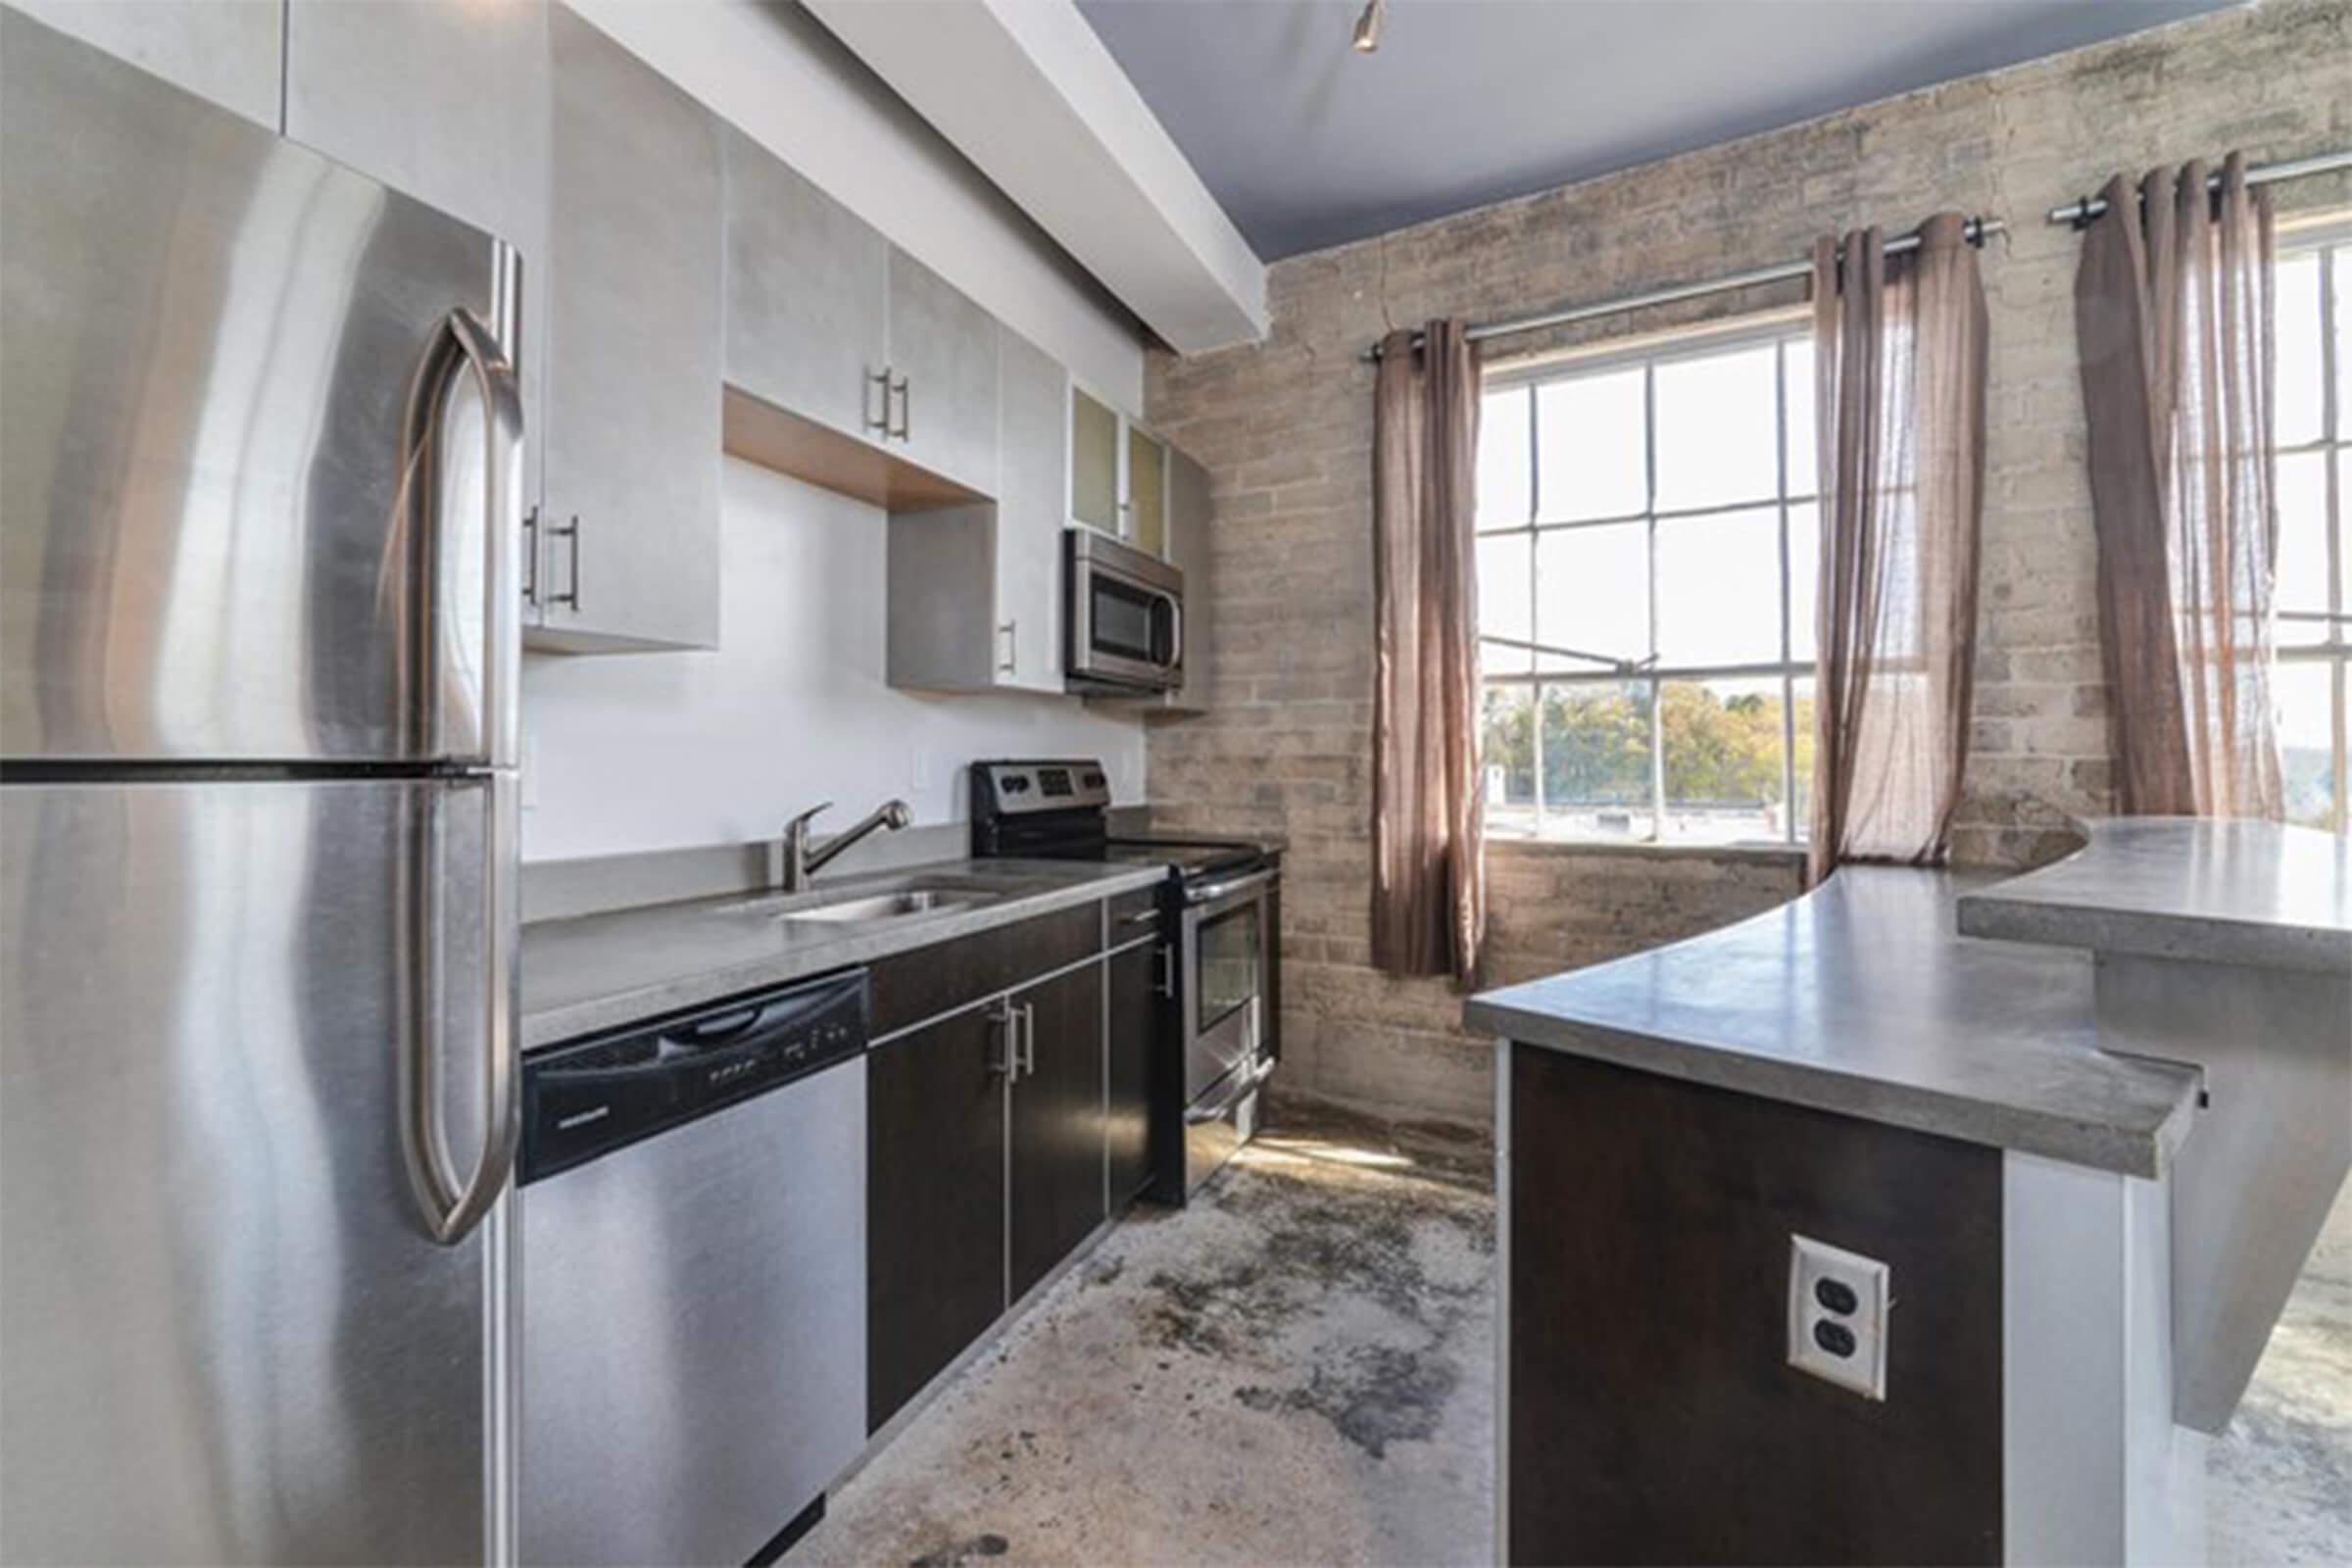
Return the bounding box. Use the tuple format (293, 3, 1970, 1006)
(411, 268, 525, 769)
(403, 771, 520, 1245)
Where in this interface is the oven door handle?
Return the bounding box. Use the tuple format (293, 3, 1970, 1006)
(1186, 1055, 1276, 1125)
(1187, 868, 1276, 907)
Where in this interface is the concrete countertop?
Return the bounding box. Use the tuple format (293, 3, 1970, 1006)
(522, 857, 1169, 1050)
(1464, 865, 2202, 1177)
(1955, 816, 2352, 974)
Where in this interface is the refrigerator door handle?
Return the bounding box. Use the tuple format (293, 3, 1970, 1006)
(412, 270, 525, 769)
(403, 771, 520, 1246)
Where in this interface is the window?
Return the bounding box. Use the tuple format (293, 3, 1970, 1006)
(2276, 226, 2352, 833)
(1477, 324, 1813, 846)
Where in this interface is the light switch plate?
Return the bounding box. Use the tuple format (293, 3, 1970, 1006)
(1788, 1234, 1890, 1400)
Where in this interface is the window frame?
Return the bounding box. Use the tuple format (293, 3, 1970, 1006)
(2276, 218, 2351, 834)
(1477, 314, 1814, 850)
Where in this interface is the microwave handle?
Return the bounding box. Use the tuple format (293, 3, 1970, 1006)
(1160, 589, 1184, 672)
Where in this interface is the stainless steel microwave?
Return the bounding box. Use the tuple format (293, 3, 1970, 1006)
(1064, 528, 1183, 693)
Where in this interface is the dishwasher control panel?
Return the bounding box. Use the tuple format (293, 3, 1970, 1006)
(520, 967, 868, 1183)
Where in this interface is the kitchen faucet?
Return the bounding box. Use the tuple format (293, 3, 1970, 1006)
(779, 799, 912, 892)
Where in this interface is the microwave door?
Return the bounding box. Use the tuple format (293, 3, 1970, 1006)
(1079, 571, 1181, 689)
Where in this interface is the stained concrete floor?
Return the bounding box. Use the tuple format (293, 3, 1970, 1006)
(787, 1101, 2350, 1567)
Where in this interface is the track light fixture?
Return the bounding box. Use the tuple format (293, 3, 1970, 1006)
(1352, 0, 1386, 54)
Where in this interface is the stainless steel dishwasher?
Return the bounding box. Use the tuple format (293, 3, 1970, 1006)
(517, 968, 868, 1567)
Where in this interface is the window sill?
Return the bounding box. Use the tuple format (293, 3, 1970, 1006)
(1485, 836, 1809, 868)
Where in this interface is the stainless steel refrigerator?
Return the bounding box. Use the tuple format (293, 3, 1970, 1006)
(1, 13, 524, 1563)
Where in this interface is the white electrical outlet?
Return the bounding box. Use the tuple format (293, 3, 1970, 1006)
(1788, 1234, 1890, 1400)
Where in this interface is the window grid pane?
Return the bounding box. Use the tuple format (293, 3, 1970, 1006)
(2274, 234, 2348, 836)
(1474, 322, 1812, 847)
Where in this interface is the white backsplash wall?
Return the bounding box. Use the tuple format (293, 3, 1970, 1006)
(519, 458, 1146, 863)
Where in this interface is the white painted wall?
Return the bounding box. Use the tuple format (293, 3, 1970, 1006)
(564, 0, 1147, 412)
(520, 461, 1146, 861)
(524, 0, 1152, 863)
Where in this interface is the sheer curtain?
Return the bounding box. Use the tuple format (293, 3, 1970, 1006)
(2076, 154, 2281, 817)
(1809, 217, 1989, 881)
(1370, 321, 1485, 983)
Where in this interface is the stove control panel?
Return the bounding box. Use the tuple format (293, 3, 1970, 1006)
(970, 759, 1112, 817)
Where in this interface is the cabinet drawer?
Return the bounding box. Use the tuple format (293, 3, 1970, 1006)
(869, 903, 1099, 1039)
(1107, 885, 1162, 936)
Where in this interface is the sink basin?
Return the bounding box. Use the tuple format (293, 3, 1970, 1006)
(782, 890, 989, 924)
(706, 881, 1011, 925)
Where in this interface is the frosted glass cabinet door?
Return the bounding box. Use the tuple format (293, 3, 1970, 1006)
(1070, 387, 1122, 534)
(1127, 425, 1167, 558)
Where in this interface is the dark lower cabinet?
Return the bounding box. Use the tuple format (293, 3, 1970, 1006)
(1104, 940, 1154, 1205)
(1508, 1045, 2002, 1567)
(867, 922, 1133, 1435)
(865, 1003, 1009, 1434)
(1008, 961, 1106, 1301)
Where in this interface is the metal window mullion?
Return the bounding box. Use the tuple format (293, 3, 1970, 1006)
(1643, 362, 1665, 841)
(1524, 388, 1546, 828)
(2320, 246, 2345, 828)
(1775, 339, 1798, 842)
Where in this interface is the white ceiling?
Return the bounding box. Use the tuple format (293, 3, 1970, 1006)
(1077, 0, 2237, 259)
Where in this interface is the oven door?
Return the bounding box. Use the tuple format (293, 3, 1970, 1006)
(1180, 869, 1274, 1102)
(1067, 539, 1182, 690)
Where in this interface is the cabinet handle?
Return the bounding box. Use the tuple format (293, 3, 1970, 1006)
(1154, 943, 1176, 1000)
(890, 374, 909, 442)
(549, 515, 581, 610)
(521, 506, 540, 606)
(865, 368, 892, 436)
(989, 999, 1017, 1078)
(998, 619, 1016, 674)
(1017, 1003, 1037, 1080)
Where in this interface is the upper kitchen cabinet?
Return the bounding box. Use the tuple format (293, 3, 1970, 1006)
(722, 147, 996, 502)
(884, 248, 999, 495)
(537, 6, 723, 652)
(284, 0, 551, 503)
(883, 322, 1063, 694)
(1070, 387, 1168, 559)
(1088, 445, 1213, 715)
(1070, 387, 1122, 535)
(1126, 424, 1167, 558)
(723, 126, 888, 448)
(8, 0, 280, 128)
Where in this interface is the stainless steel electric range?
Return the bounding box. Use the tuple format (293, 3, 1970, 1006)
(969, 760, 1279, 1200)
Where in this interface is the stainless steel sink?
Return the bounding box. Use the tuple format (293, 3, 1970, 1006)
(781, 890, 988, 924)
(707, 878, 1021, 925)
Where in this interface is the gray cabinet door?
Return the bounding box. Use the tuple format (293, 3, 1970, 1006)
(723, 126, 889, 446)
(540, 7, 722, 652)
(886, 246, 998, 494)
(993, 325, 1068, 693)
(283, 0, 551, 621)
(7, 0, 281, 128)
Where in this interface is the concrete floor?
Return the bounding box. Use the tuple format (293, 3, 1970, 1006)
(2210, 1179, 2352, 1565)
(788, 1101, 2349, 1567)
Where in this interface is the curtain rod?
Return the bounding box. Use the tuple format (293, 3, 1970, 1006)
(1361, 216, 2003, 363)
(2044, 148, 2352, 227)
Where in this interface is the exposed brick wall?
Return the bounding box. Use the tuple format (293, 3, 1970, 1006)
(1144, 0, 2352, 1123)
